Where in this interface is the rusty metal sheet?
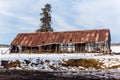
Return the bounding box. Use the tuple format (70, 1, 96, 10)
(11, 29, 110, 46)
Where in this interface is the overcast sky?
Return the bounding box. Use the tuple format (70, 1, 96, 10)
(0, 0, 120, 44)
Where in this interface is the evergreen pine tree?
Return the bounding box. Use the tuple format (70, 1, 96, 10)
(36, 4, 53, 32)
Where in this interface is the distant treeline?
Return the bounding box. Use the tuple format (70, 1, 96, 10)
(111, 43, 120, 46)
(0, 44, 10, 47)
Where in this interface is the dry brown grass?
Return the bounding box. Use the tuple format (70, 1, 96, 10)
(61, 59, 103, 69)
(49, 65, 58, 70)
(108, 65, 120, 69)
(8, 60, 21, 68)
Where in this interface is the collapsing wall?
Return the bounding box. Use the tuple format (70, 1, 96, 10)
(11, 29, 111, 53)
(11, 42, 110, 53)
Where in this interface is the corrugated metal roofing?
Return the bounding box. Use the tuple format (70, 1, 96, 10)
(11, 29, 110, 46)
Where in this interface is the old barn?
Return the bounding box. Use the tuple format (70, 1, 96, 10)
(11, 29, 111, 53)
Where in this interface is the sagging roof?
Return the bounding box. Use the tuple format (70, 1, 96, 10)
(11, 29, 110, 46)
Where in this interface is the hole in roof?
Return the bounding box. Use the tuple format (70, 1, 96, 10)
(70, 39, 72, 42)
(42, 41, 44, 44)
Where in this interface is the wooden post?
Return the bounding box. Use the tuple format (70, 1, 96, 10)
(76, 44, 77, 53)
(48, 45, 50, 52)
(15, 46, 17, 53)
(71, 44, 73, 53)
(81, 44, 83, 53)
(100, 43, 102, 53)
(78, 44, 79, 53)
(39, 46, 41, 53)
(76, 44, 78, 53)
(46, 45, 48, 52)
(79, 44, 81, 53)
(31, 47, 32, 53)
(62, 44, 63, 53)
(55, 44, 58, 53)
(77, 44, 79, 53)
(86, 43, 88, 53)
(91, 43, 93, 52)
(25, 46, 26, 53)
(66, 44, 68, 53)
(103, 42, 105, 52)
(106, 42, 109, 53)
(57, 44, 58, 53)
(55, 44, 57, 53)
(79, 44, 82, 53)
(62, 44, 64, 53)
(90, 43, 92, 52)
(89, 43, 91, 52)
(59, 44, 60, 53)
(48, 45, 50, 53)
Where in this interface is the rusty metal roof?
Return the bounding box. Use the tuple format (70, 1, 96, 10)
(11, 29, 110, 46)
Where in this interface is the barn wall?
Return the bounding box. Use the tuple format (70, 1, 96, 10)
(10, 29, 111, 53)
(11, 41, 111, 53)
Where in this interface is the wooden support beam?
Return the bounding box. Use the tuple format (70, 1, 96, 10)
(15, 46, 17, 53)
(76, 44, 78, 53)
(79, 44, 81, 53)
(66, 44, 68, 53)
(39, 46, 41, 53)
(30, 47, 32, 53)
(25, 46, 26, 53)
(75, 44, 76, 53)
(58, 44, 60, 53)
(55, 44, 57, 53)
(79, 44, 82, 53)
(56, 44, 59, 53)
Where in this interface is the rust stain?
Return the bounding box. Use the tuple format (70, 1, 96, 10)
(11, 29, 110, 46)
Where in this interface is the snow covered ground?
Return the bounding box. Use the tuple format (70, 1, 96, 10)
(0, 46, 120, 71)
(0, 46, 120, 79)
(0, 53, 99, 70)
(111, 45, 120, 53)
(0, 47, 10, 54)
